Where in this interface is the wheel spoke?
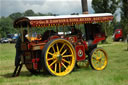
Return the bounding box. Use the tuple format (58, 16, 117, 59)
(55, 63, 57, 72)
(93, 53, 98, 58)
(48, 58, 54, 61)
(98, 61, 102, 67)
(100, 61, 103, 67)
(93, 61, 98, 64)
(102, 58, 105, 61)
(52, 46, 56, 53)
(61, 62, 67, 69)
(62, 55, 72, 58)
(48, 52, 53, 56)
(56, 43, 59, 52)
(49, 60, 57, 67)
(60, 43, 65, 52)
(99, 51, 103, 58)
(95, 62, 99, 67)
(61, 49, 67, 56)
(62, 59, 70, 64)
(59, 62, 61, 72)
(92, 57, 97, 60)
(101, 60, 105, 65)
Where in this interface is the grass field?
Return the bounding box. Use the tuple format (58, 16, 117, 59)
(0, 40, 128, 85)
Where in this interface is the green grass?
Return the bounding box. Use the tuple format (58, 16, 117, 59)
(0, 41, 128, 85)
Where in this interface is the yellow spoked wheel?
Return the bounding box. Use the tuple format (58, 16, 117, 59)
(42, 39, 76, 76)
(89, 48, 108, 70)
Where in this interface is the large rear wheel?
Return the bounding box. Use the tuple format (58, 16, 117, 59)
(89, 48, 108, 70)
(42, 39, 76, 76)
(25, 51, 42, 74)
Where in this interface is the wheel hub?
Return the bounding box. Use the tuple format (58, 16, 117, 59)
(53, 52, 62, 62)
(57, 54, 62, 62)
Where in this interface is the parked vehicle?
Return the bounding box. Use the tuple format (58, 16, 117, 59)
(113, 29, 123, 41)
(0, 38, 9, 43)
(13, 13, 113, 76)
(7, 34, 19, 43)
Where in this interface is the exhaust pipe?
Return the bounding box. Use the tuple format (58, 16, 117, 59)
(81, 0, 88, 14)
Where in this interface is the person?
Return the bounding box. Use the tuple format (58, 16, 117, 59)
(41, 30, 56, 41)
(12, 29, 29, 77)
(70, 26, 82, 39)
(15, 29, 28, 67)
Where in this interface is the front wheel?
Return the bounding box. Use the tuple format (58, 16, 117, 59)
(42, 39, 76, 76)
(89, 48, 108, 70)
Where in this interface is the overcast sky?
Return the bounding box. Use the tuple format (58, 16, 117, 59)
(0, 0, 94, 17)
(0, 0, 121, 21)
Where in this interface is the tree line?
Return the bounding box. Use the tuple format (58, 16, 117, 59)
(0, 0, 128, 39)
(0, 10, 56, 38)
(92, 0, 128, 38)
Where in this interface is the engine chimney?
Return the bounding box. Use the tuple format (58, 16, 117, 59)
(81, 0, 88, 14)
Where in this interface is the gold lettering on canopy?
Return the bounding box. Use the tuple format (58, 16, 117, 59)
(30, 16, 113, 27)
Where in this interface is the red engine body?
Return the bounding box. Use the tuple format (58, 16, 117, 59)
(75, 45, 86, 61)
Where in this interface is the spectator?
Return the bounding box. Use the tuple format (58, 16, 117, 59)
(15, 29, 28, 67)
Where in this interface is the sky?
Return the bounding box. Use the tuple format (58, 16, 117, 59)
(0, 0, 120, 21)
(0, 0, 94, 17)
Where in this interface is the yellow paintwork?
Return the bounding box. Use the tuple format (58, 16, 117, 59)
(91, 48, 108, 70)
(45, 39, 76, 76)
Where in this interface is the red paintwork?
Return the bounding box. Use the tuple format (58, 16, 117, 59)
(49, 35, 60, 40)
(114, 29, 123, 40)
(32, 58, 40, 70)
(83, 41, 88, 50)
(66, 36, 77, 43)
(32, 58, 39, 63)
(75, 45, 86, 61)
(28, 43, 31, 50)
(92, 33, 105, 44)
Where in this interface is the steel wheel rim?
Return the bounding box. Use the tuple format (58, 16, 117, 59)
(91, 48, 107, 70)
(45, 40, 76, 76)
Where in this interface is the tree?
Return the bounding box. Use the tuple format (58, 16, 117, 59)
(92, 0, 119, 36)
(120, 0, 128, 38)
(0, 17, 17, 38)
(0, 9, 59, 38)
(92, 0, 119, 14)
(24, 9, 35, 16)
(9, 12, 23, 20)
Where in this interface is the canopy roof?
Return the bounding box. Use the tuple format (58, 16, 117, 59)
(14, 13, 113, 28)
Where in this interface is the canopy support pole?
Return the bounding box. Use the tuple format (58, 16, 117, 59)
(21, 26, 24, 42)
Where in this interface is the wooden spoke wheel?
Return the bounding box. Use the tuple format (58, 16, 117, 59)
(42, 39, 76, 76)
(89, 48, 108, 70)
(25, 51, 43, 74)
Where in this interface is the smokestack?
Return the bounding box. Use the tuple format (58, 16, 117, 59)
(81, 0, 90, 40)
(81, 0, 88, 14)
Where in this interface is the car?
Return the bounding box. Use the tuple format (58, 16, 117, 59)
(113, 29, 123, 41)
(0, 38, 9, 43)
